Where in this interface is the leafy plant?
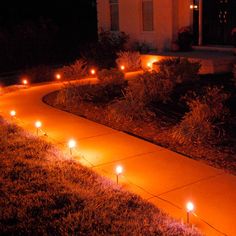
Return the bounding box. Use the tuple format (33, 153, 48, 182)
(156, 58, 201, 84)
(58, 59, 87, 80)
(81, 30, 129, 68)
(172, 86, 230, 145)
(116, 51, 142, 72)
(177, 26, 193, 51)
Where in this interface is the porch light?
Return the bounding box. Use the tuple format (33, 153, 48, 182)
(186, 201, 195, 224)
(115, 165, 123, 184)
(68, 139, 76, 155)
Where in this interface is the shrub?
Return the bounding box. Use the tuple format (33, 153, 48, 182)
(81, 30, 129, 68)
(131, 41, 151, 53)
(116, 51, 142, 72)
(58, 59, 87, 80)
(56, 69, 127, 106)
(137, 71, 175, 104)
(20, 65, 54, 83)
(155, 58, 201, 84)
(172, 86, 230, 145)
(177, 26, 193, 51)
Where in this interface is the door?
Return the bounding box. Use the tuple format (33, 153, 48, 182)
(202, 0, 236, 45)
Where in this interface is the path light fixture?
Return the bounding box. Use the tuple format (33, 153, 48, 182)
(55, 73, 61, 80)
(120, 65, 125, 71)
(186, 201, 195, 224)
(68, 139, 76, 155)
(115, 165, 123, 184)
(90, 68, 96, 76)
(35, 120, 42, 136)
(22, 79, 28, 85)
(10, 110, 16, 117)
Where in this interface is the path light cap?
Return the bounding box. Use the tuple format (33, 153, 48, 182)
(10, 110, 16, 116)
(116, 165, 123, 175)
(68, 139, 76, 149)
(186, 201, 194, 212)
(35, 121, 42, 128)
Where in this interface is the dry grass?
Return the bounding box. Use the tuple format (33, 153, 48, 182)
(0, 117, 201, 236)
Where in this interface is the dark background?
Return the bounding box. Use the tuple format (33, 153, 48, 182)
(0, 1, 97, 73)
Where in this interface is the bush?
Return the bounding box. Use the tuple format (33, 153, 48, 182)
(131, 41, 151, 53)
(56, 69, 127, 106)
(116, 51, 142, 72)
(172, 86, 230, 145)
(20, 65, 54, 83)
(177, 26, 193, 51)
(155, 58, 201, 84)
(58, 59, 87, 80)
(81, 30, 129, 68)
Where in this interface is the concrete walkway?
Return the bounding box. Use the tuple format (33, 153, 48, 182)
(0, 82, 235, 236)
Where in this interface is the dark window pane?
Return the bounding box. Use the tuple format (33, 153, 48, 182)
(110, 0, 119, 31)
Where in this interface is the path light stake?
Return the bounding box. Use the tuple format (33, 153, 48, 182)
(35, 121, 42, 136)
(68, 139, 76, 155)
(115, 165, 123, 184)
(186, 201, 194, 224)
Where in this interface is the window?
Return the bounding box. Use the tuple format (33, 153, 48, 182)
(110, 0, 119, 31)
(142, 0, 154, 31)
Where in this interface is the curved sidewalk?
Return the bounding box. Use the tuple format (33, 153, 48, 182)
(0, 82, 235, 236)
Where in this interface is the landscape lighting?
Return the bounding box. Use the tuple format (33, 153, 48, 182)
(115, 165, 123, 184)
(186, 201, 195, 224)
(10, 110, 16, 117)
(35, 121, 42, 136)
(55, 73, 61, 80)
(90, 69, 96, 75)
(68, 139, 76, 155)
(22, 79, 28, 85)
(120, 65, 125, 71)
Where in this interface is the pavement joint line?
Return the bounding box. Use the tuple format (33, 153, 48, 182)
(91, 150, 158, 169)
(154, 172, 225, 197)
(77, 131, 118, 141)
(123, 175, 227, 236)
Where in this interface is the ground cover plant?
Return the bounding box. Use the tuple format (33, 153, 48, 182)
(0, 117, 201, 235)
(44, 58, 236, 175)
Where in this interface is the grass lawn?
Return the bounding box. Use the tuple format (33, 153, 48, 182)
(0, 117, 201, 235)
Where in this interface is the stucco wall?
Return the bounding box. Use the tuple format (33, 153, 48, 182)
(97, 0, 193, 51)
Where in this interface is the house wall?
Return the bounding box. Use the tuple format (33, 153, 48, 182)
(97, 0, 193, 51)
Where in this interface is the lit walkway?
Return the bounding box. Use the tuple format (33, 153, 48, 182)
(0, 81, 235, 236)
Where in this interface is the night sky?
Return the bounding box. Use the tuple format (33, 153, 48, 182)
(0, 1, 97, 72)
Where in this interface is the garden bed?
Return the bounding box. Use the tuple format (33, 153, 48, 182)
(44, 60, 236, 175)
(0, 117, 201, 235)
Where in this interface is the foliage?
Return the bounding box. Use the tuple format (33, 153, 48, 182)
(58, 59, 87, 80)
(56, 69, 127, 105)
(81, 30, 129, 68)
(172, 86, 230, 145)
(177, 26, 193, 51)
(156, 58, 201, 84)
(20, 65, 54, 83)
(131, 41, 151, 53)
(116, 51, 142, 72)
(0, 118, 201, 236)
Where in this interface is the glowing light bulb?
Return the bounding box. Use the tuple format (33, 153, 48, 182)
(90, 69, 96, 75)
(186, 201, 194, 212)
(10, 110, 16, 117)
(120, 65, 125, 71)
(22, 79, 28, 85)
(116, 165, 123, 175)
(35, 121, 42, 128)
(55, 73, 61, 80)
